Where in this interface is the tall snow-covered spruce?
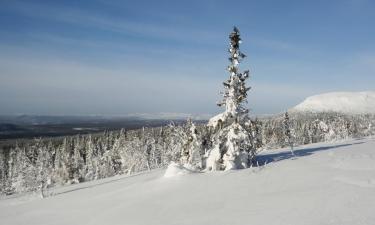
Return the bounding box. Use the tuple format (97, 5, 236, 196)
(206, 27, 256, 171)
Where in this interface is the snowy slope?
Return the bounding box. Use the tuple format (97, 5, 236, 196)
(291, 91, 375, 114)
(1, 138, 375, 225)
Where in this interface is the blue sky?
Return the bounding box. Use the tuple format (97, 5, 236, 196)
(0, 0, 374, 115)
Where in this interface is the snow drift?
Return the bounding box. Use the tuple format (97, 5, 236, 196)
(291, 91, 375, 114)
(164, 162, 199, 178)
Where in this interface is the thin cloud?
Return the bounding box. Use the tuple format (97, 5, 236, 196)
(3, 1, 221, 45)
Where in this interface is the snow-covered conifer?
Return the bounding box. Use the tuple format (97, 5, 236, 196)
(53, 138, 70, 185)
(180, 119, 202, 168)
(72, 137, 85, 183)
(206, 27, 256, 170)
(0, 151, 5, 194)
(85, 135, 97, 181)
(253, 118, 263, 150)
(37, 145, 52, 198)
(283, 112, 294, 154)
(6, 147, 17, 194)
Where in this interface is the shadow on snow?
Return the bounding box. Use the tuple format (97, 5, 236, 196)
(256, 141, 365, 166)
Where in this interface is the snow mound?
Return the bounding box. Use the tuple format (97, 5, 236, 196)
(291, 91, 375, 114)
(163, 162, 199, 178)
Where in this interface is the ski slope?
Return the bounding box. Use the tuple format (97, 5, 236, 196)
(291, 91, 375, 114)
(1, 138, 375, 225)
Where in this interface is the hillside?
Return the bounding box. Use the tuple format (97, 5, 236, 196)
(291, 91, 375, 114)
(1, 138, 375, 225)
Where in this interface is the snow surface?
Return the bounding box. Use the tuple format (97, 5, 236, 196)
(164, 162, 199, 178)
(1, 138, 375, 225)
(291, 91, 375, 114)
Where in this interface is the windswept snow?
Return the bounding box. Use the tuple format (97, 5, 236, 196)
(291, 91, 375, 114)
(1, 138, 375, 225)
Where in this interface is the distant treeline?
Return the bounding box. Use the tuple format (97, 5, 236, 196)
(1, 112, 374, 196)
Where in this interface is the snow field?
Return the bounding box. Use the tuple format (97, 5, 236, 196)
(1, 138, 375, 225)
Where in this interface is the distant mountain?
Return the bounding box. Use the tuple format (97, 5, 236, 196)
(291, 91, 375, 114)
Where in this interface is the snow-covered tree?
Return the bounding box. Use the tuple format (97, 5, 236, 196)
(162, 123, 187, 164)
(180, 119, 202, 168)
(6, 147, 17, 194)
(36, 145, 52, 198)
(206, 27, 256, 170)
(0, 151, 5, 195)
(9, 147, 30, 193)
(141, 127, 155, 171)
(283, 112, 294, 154)
(252, 118, 263, 150)
(53, 138, 69, 185)
(71, 137, 85, 183)
(85, 135, 98, 181)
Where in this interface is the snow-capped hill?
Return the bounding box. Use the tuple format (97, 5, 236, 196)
(291, 91, 375, 114)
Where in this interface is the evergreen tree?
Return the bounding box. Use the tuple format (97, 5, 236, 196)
(85, 135, 97, 181)
(206, 27, 256, 170)
(0, 151, 5, 195)
(53, 138, 69, 185)
(163, 123, 187, 164)
(37, 145, 52, 198)
(6, 147, 17, 194)
(253, 118, 263, 150)
(141, 127, 154, 171)
(17, 147, 39, 193)
(283, 112, 295, 154)
(180, 119, 202, 168)
(72, 136, 85, 183)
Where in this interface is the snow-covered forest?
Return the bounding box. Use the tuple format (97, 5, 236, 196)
(1, 111, 374, 196)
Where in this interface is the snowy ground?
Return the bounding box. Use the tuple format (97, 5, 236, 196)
(1, 138, 375, 225)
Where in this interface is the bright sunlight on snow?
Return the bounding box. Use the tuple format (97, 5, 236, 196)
(1, 137, 375, 225)
(292, 91, 375, 114)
